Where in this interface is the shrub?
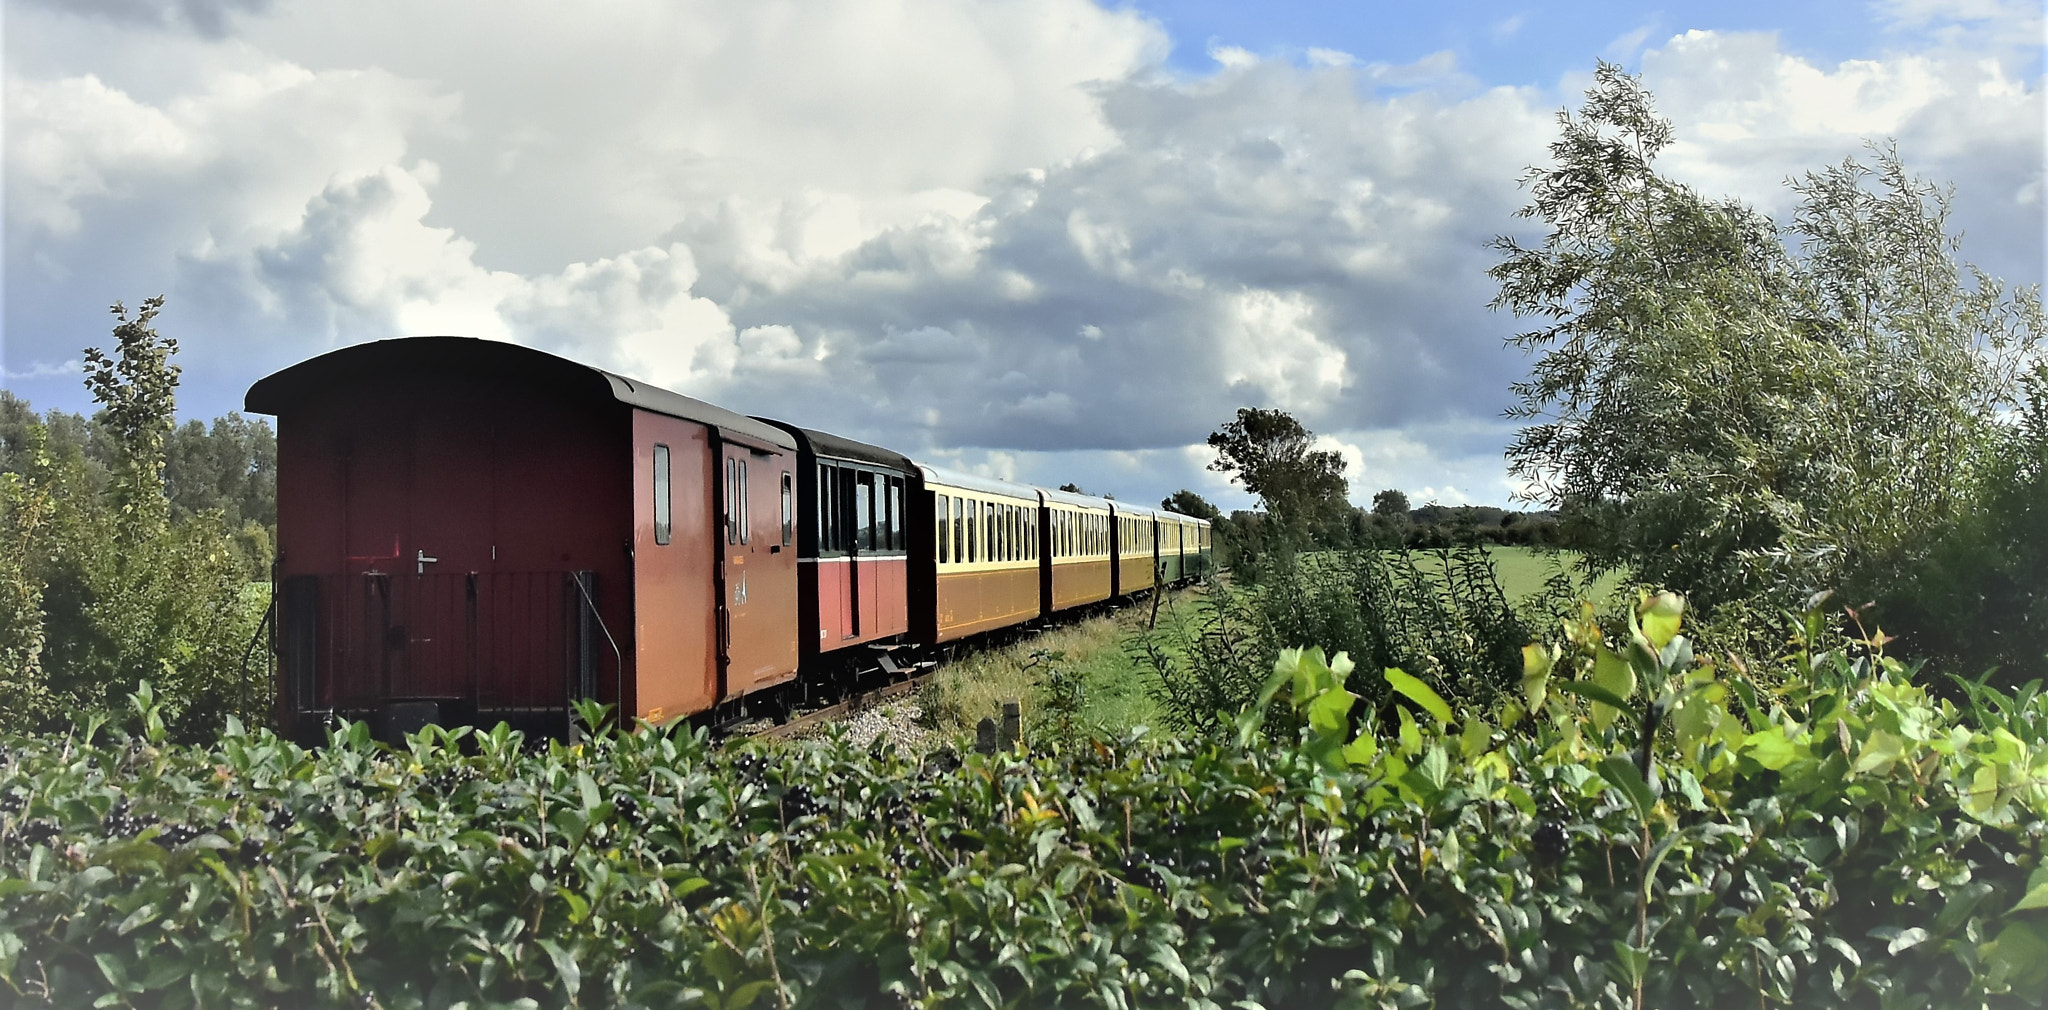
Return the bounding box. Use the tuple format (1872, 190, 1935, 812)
(1142, 545, 1534, 739)
(4, 618, 2044, 1010)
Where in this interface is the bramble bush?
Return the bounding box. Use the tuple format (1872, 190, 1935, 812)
(3, 589, 2044, 1009)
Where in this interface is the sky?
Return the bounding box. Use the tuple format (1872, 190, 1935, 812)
(3, 0, 2042, 512)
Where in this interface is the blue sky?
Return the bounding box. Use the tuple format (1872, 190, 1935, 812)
(4, 0, 2042, 508)
(1130, 1, 1894, 80)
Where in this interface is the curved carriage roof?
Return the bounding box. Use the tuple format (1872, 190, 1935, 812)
(245, 336, 794, 449)
(916, 463, 1042, 503)
(752, 419, 915, 473)
(1037, 486, 1115, 513)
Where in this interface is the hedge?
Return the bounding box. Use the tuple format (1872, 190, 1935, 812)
(1, 653, 2045, 1008)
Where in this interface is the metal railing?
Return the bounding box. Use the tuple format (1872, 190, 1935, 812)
(277, 569, 608, 740)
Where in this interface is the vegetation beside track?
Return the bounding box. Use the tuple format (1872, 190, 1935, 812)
(4, 597, 2045, 1009)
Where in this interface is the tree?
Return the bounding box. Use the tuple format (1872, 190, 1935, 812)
(1370, 489, 1410, 518)
(1160, 489, 1222, 521)
(1490, 62, 2041, 608)
(1057, 482, 1087, 495)
(1205, 407, 1349, 532)
(1, 298, 269, 738)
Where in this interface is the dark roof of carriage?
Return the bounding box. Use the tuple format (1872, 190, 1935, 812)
(751, 419, 916, 473)
(244, 336, 795, 449)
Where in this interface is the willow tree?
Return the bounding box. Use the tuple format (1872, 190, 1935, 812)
(1491, 62, 2042, 609)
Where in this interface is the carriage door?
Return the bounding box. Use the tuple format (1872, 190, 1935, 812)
(720, 440, 797, 696)
(340, 395, 495, 711)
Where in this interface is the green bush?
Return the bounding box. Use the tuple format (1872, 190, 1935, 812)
(1143, 545, 1535, 739)
(5, 618, 2044, 1010)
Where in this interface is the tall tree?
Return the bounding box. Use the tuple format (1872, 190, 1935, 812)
(1205, 407, 1349, 531)
(1160, 489, 1222, 521)
(1490, 63, 2040, 607)
(1370, 489, 1410, 518)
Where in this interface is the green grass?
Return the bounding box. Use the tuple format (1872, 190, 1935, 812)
(1407, 546, 1630, 605)
(915, 593, 1212, 745)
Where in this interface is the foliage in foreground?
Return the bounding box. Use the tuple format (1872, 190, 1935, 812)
(5, 604, 2047, 1010)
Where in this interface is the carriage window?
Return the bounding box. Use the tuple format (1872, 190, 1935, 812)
(969, 499, 980, 562)
(729, 458, 745, 549)
(887, 477, 903, 552)
(654, 444, 672, 546)
(937, 495, 950, 564)
(950, 497, 966, 565)
(818, 466, 834, 553)
(855, 472, 874, 551)
(737, 459, 751, 544)
(781, 471, 794, 546)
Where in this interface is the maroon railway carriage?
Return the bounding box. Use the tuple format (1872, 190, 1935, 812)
(754, 421, 916, 682)
(246, 337, 800, 743)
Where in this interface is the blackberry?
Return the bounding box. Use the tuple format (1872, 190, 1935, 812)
(238, 837, 271, 866)
(18, 819, 60, 845)
(0, 789, 24, 814)
(781, 785, 820, 821)
(155, 823, 201, 848)
(614, 794, 643, 827)
(1531, 820, 1569, 865)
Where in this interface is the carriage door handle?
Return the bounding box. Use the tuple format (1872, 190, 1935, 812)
(416, 549, 439, 575)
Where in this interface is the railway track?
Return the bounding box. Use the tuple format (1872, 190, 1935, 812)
(736, 670, 938, 742)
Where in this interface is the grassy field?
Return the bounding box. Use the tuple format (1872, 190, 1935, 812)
(1406, 545, 1630, 605)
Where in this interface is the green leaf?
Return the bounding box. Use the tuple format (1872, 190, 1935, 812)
(557, 887, 591, 925)
(1851, 729, 1906, 775)
(1983, 920, 2048, 990)
(1638, 592, 1684, 650)
(537, 938, 581, 999)
(1384, 667, 1453, 726)
(1305, 686, 1356, 741)
(2011, 864, 2048, 913)
(1341, 733, 1379, 768)
(1458, 717, 1494, 759)
(1871, 926, 1929, 955)
(1597, 756, 1656, 820)
(1396, 705, 1423, 756)
(1590, 646, 1637, 730)
(1552, 679, 1634, 715)
(93, 952, 131, 993)
(1520, 643, 1555, 717)
(728, 979, 774, 1010)
(1418, 746, 1451, 793)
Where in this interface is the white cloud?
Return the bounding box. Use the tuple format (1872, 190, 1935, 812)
(1221, 289, 1349, 411)
(3, 2, 2038, 512)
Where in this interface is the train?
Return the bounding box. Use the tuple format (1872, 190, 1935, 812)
(244, 336, 1211, 743)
